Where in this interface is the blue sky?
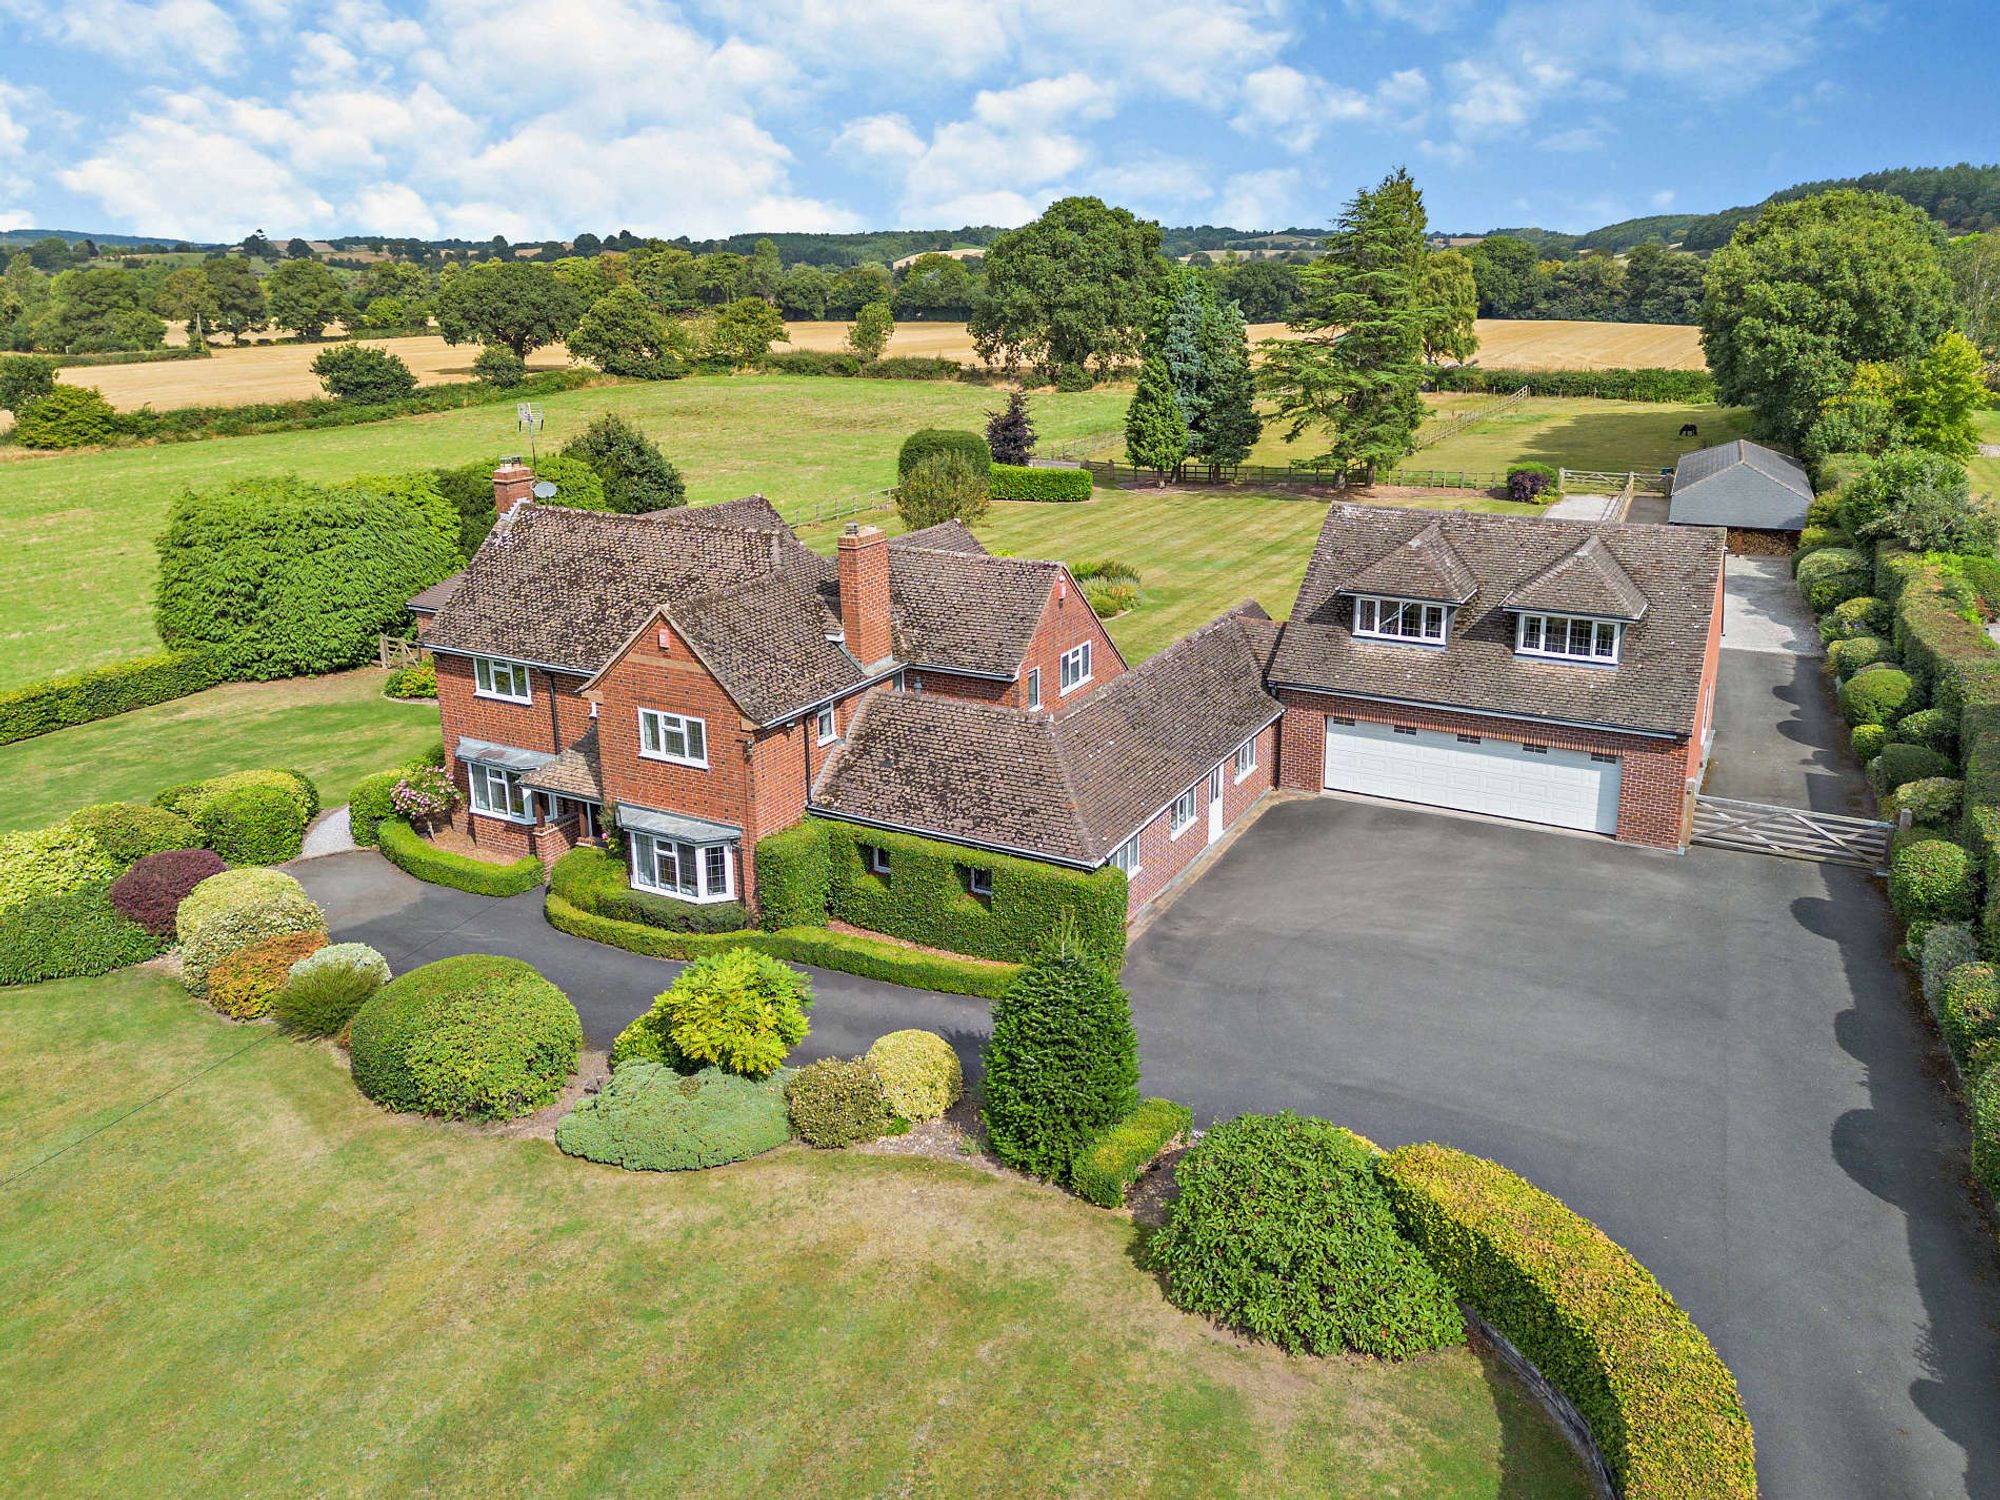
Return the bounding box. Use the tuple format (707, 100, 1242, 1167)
(0, 0, 1991, 243)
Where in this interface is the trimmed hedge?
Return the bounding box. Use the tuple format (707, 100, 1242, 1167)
(0, 820, 118, 915)
(545, 892, 1019, 999)
(1827, 634, 1892, 679)
(557, 1062, 792, 1170)
(272, 942, 391, 1038)
(785, 1057, 895, 1147)
(195, 783, 307, 865)
(1794, 524, 1848, 559)
(1797, 546, 1873, 612)
(1071, 1096, 1193, 1207)
(1940, 962, 2000, 1072)
(753, 820, 832, 929)
(349, 954, 581, 1119)
(0, 882, 162, 986)
(1885, 776, 1963, 828)
(1888, 839, 1978, 925)
(1839, 667, 1915, 727)
(175, 867, 305, 941)
(155, 768, 317, 827)
(897, 428, 991, 478)
(1150, 1113, 1465, 1359)
(67, 802, 201, 868)
(1850, 723, 1890, 762)
(1869, 743, 1953, 798)
(810, 819, 1127, 966)
(1893, 706, 1957, 755)
(1921, 925, 1979, 1006)
(1972, 1068, 2000, 1204)
(207, 929, 327, 1020)
(989, 463, 1093, 502)
(0, 649, 223, 747)
(1820, 594, 1889, 641)
(549, 845, 746, 933)
(348, 772, 400, 847)
(180, 889, 326, 999)
(108, 847, 227, 938)
(1425, 364, 1714, 402)
(1379, 1143, 1757, 1500)
(377, 818, 542, 896)
(865, 1029, 963, 1122)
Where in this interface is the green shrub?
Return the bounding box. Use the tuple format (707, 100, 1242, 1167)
(1822, 594, 1890, 641)
(556, 1062, 791, 1170)
(156, 768, 318, 826)
(1506, 461, 1562, 504)
(1072, 1097, 1193, 1207)
(764, 349, 862, 377)
(179, 887, 326, 999)
(785, 1057, 895, 1147)
(753, 821, 832, 929)
(472, 346, 526, 387)
(348, 771, 401, 847)
(65, 802, 201, 869)
(1839, 666, 1916, 726)
(377, 817, 542, 896)
(1796, 546, 1872, 612)
(865, 355, 966, 381)
(613, 948, 813, 1078)
(895, 449, 989, 530)
(382, 659, 437, 698)
(1379, 1143, 1757, 1500)
(1827, 634, 1893, 679)
(988, 463, 1093, 502)
(818, 819, 1126, 966)
(865, 1029, 963, 1122)
(1151, 1113, 1464, 1359)
(544, 893, 1019, 999)
(13, 384, 123, 448)
(207, 929, 327, 1020)
(982, 935, 1139, 1180)
(1889, 839, 1978, 925)
(1972, 1068, 2000, 1203)
(0, 820, 119, 915)
(1920, 925, 1978, 1005)
(548, 845, 746, 932)
(194, 783, 307, 865)
(1893, 706, 1957, 756)
(108, 847, 227, 938)
(153, 471, 461, 679)
(272, 942, 391, 1037)
(1886, 776, 1963, 828)
(1850, 723, 1890, 762)
(0, 649, 223, 747)
(349, 954, 581, 1119)
(0, 353, 59, 413)
(529, 453, 607, 511)
(1869, 743, 1953, 798)
(897, 427, 991, 478)
(1941, 963, 2000, 1072)
(0, 882, 162, 986)
(1793, 524, 1849, 559)
(311, 343, 418, 403)
(560, 412, 685, 514)
(174, 867, 306, 939)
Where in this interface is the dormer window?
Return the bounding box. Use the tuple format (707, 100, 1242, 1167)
(1515, 613, 1623, 664)
(1353, 596, 1449, 644)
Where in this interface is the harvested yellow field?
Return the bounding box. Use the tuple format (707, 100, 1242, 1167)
(780, 320, 983, 359)
(58, 335, 571, 411)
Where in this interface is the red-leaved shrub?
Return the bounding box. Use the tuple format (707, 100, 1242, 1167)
(108, 848, 228, 938)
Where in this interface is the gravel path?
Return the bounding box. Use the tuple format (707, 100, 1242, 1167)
(299, 805, 357, 859)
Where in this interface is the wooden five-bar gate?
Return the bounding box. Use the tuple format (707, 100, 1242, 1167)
(1690, 794, 1897, 871)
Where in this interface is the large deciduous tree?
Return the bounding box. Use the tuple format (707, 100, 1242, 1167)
(560, 413, 686, 514)
(702, 296, 786, 368)
(201, 255, 266, 343)
(892, 252, 977, 321)
(264, 258, 348, 339)
(1701, 190, 1955, 447)
(845, 300, 894, 362)
(1260, 168, 1429, 482)
(154, 266, 219, 348)
(434, 260, 585, 358)
(1947, 230, 2000, 362)
(1417, 249, 1479, 364)
(971, 196, 1162, 384)
(567, 284, 689, 378)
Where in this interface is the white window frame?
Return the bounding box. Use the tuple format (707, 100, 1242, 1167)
(1232, 735, 1257, 783)
(1168, 786, 1199, 840)
(1026, 666, 1041, 710)
(628, 831, 736, 904)
(864, 843, 891, 876)
(467, 762, 533, 822)
(1514, 612, 1623, 664)
(1109, 834, 1142, 877)
(1059, 641, 1092, 694)
(815, 705, 837, 746)
(1352, 596, 1449, 645)
(472, 656, 533, 703)
(963, 864, 993, 899)
(638, 708, 708, 767)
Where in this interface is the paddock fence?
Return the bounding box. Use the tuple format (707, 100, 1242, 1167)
(1410, 386, 1532, 454)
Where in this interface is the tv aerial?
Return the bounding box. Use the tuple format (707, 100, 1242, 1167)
(516, 402, 545, 463)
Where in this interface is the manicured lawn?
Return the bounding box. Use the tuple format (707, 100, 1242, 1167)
(0, 969, 1591, 1498)
(0, 376, 1128, 691)
(0, 669, 438, 834)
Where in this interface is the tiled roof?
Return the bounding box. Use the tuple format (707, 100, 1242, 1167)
(408, 571, 465, 614)
(812, 603, 1281, 865)
(1669, 440, 1811, 530)
(1270, 505, 1723, 738)
(522, 726, 603, 801)
(671, 574, 871, 723)
(890, 547, 1064, 678)
(1339, 519, 1478, 603)
(1502, 534, 1649, 621)
(892, 519, 988, 555)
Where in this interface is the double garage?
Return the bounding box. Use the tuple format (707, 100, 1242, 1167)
(1322, 716, 1623, 835)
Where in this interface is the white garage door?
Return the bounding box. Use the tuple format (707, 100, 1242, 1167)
(1323, 717, 1621, 835)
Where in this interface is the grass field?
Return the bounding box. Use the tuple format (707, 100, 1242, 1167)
(0, 969, 1590, 1499)
(0, 376, 1127, 691)
(0, 669, 439, 835)
(1969, 409, 2000, 496)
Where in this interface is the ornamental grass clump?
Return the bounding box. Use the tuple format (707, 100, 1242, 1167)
(557, 1063, 792, 1171)
(611, 948, 813, 1079)
(272, 942, 391, 1037)
(1149, 1112, 1464, 1359)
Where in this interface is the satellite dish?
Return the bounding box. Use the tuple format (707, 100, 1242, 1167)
(531, 480, 558, 500)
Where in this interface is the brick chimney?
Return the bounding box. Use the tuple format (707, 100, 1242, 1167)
(493, 459, 535, 521)
(837, 523, 893, 668)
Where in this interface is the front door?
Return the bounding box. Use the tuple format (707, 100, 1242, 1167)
(1207, 765, 1225, 843)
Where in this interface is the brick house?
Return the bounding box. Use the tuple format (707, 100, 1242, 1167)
(1266, 504, 1725, 848)
(412, 469, 1724, 929)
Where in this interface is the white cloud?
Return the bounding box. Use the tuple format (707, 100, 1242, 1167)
(1651, 188, 1676, 208)
(1212, 168, 1302, 230)
(832, 114, 927, 163)
(1344, 0, 1474, 32)
(1539, 122, 1607, 153)
(0, 0, 244, 71)
(1232, 63, 1430, 151)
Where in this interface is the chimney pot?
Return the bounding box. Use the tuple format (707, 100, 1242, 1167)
(836, 524, 892, 668)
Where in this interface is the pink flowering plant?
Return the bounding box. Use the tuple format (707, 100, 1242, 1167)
(389, 767, 459, 826)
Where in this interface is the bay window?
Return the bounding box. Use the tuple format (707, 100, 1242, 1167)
(630, 831, 736, 903)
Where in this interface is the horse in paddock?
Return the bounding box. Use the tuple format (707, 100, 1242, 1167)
(1678, 422, 1699, 437)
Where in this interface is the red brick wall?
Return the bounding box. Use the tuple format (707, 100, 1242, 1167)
(1687, 563, 1726, 783)
(906, 670, 1010, 703)
(1275, 691, 1691, 849)
(437, 654, 594, 845)
(1018, 573, 1125, 711)
(838, 525, 894, 666)
(1118, 718, 1278, 915)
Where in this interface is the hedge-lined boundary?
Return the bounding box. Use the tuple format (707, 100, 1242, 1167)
(1425, 365, 1716, 403)
(1378, 1144, 1757, 1500)
(46, 346, 213, 369)
(545, 892, 1018, 999)
(0, 649, 224, 747)
(377, 818, 543, 897)
(990, 463, 1094, 502)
